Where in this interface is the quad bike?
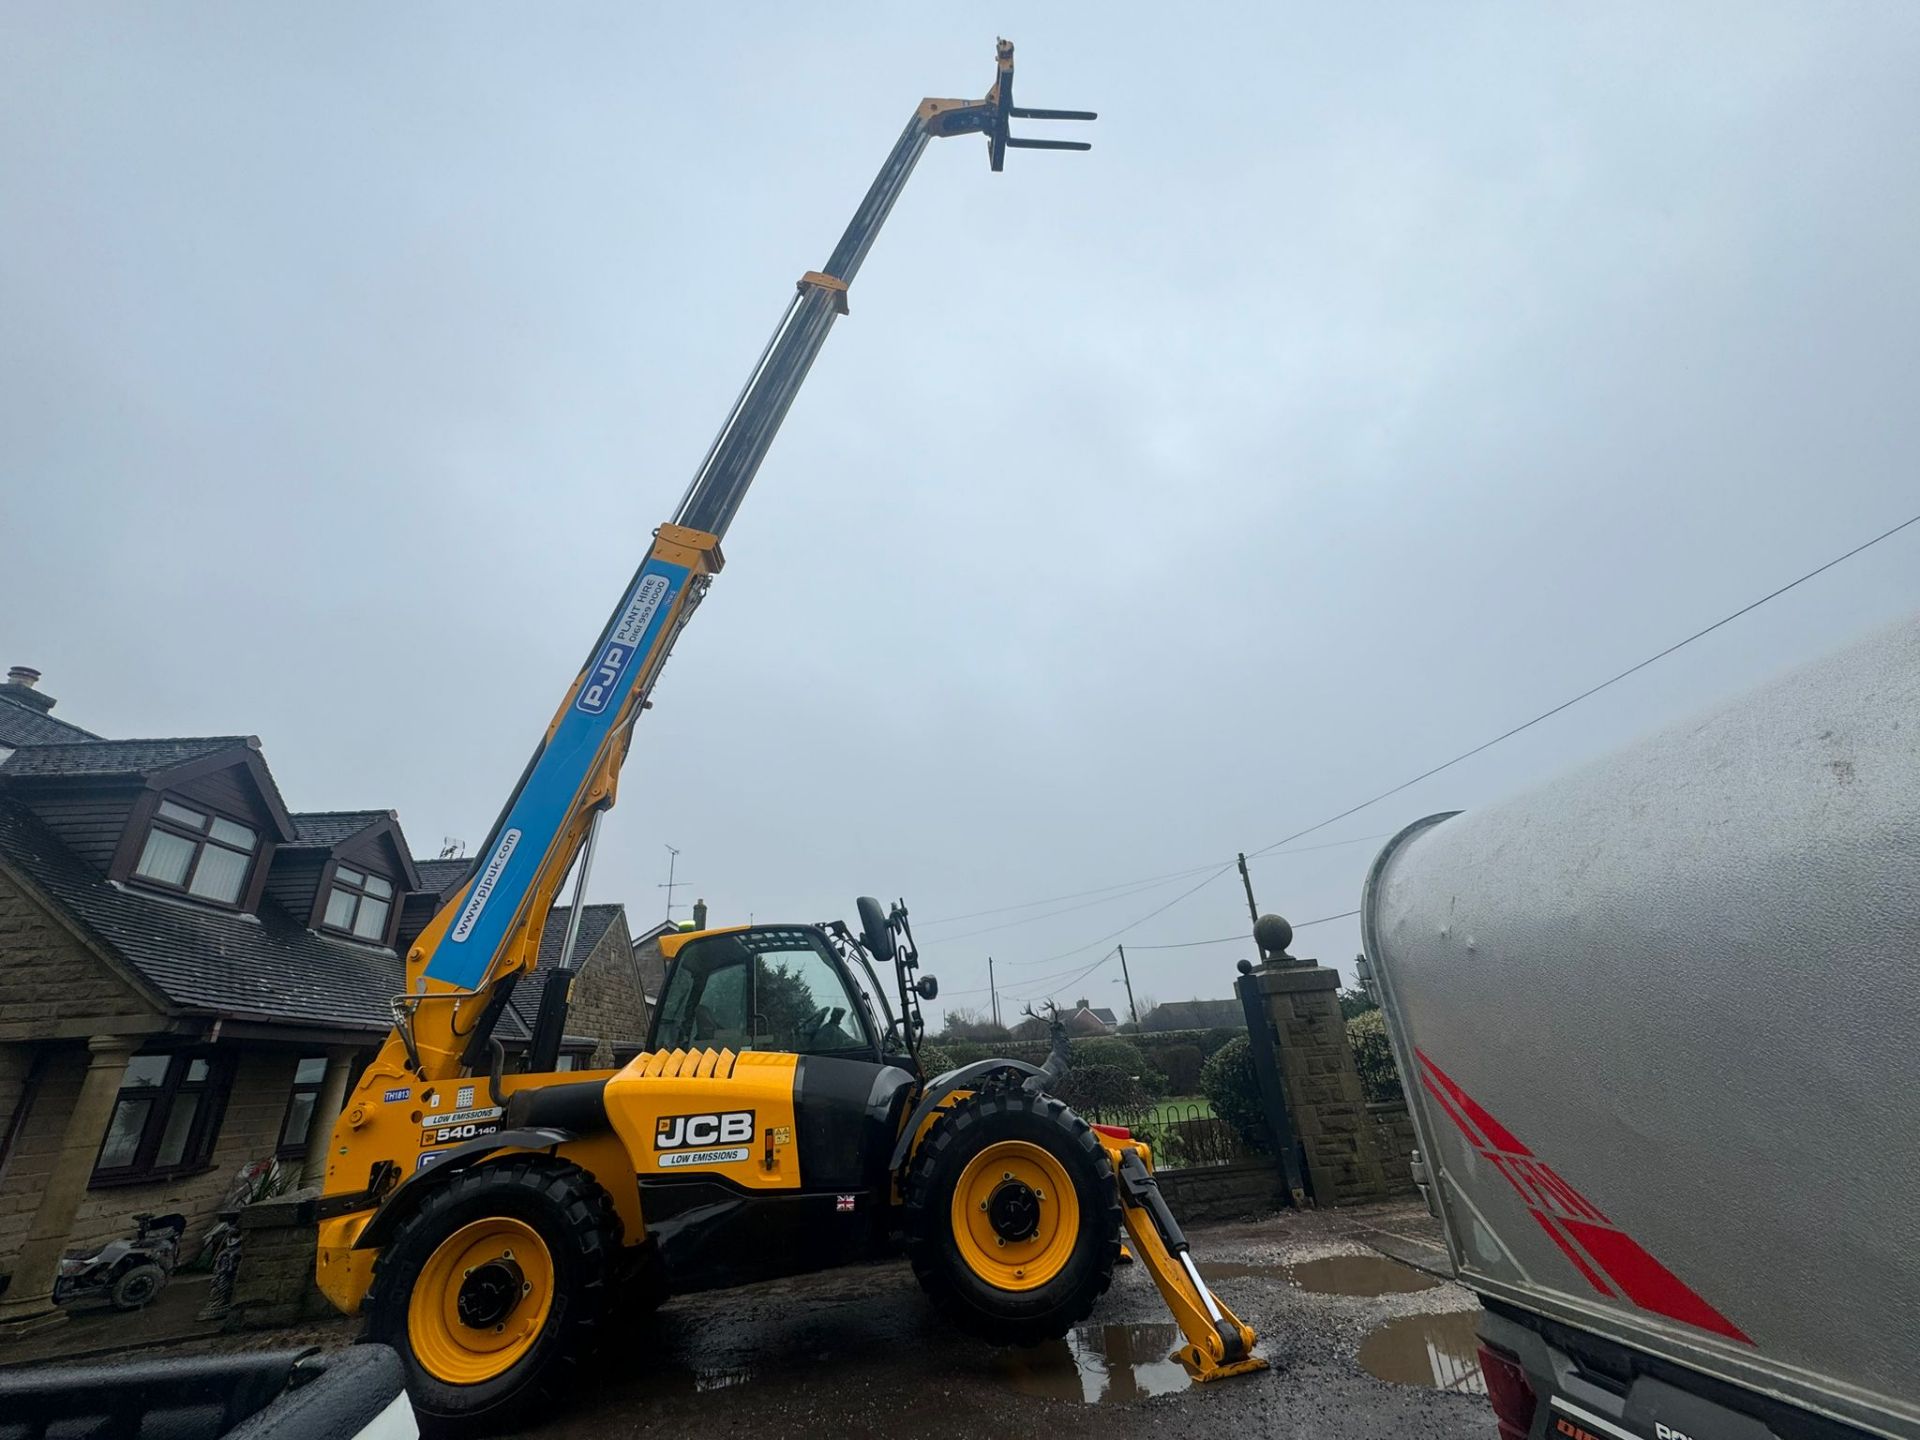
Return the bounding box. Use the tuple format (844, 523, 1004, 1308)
(54, 1210, 185, 1311)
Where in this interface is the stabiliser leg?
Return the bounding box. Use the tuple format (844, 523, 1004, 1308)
(1098, 1135, 1268, 1382)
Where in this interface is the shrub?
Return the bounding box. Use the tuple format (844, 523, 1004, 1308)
(1153, 1043, 1205, 1096)
(1069, 1037, 1166, 1095)
(1053, 1063, 1153, 1117)
(1346, 1009, 1403, 1103)
(1200, 1036, 1268, 1151)
(915, 1042, 957, 1078)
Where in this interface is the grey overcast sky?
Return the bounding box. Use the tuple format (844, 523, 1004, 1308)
(5, 5, 1918, 1026)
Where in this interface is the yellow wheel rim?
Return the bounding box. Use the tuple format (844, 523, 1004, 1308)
(407, 1217, 556, 1385)
(949, 1139, 1080, 1292)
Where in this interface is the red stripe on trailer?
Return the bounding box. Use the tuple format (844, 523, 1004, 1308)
(1417, 1049, 1533, 1155)
(1416, 1050, 1752, 1346)
(1419, 1073, 1486, 1148)
(1527, 1209, 1614, 1297)
(1560, 1218, 1753, 1344)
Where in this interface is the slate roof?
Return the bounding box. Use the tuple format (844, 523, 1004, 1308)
(414, 857, 473, 896)
(1087, 1006, 1119, 1026)
(0, 692, 99, 748)
(0, 797, 401, 1033)
(289, 811, 389, 847)
(1139, 998, 1245, 1032)
(0, 736, 247, 779)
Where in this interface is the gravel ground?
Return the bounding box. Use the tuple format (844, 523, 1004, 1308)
(13, 1201, 1496, 1439)
(517, 1201, 1496, 1439)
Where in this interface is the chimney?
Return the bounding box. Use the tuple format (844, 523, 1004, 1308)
(2, 665, 54, 714)
(691, 898, 708, 930)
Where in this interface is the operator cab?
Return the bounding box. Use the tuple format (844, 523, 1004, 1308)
(647, 897, 938, 1074)
(650, 926, 877, 1059)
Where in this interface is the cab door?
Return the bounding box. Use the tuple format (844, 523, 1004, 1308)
(642, 927, 914, 1286)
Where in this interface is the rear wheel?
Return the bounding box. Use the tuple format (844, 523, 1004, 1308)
(365, 1158, 620, 1433)
(903, 1089, 1120, 1345)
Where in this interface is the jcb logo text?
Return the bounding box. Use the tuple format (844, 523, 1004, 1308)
(655, 1110, 754, 1149)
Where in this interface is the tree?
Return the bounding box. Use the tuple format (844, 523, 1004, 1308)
(936, 1006, 1012, 1043)
(1338, 986, 1379, 1020)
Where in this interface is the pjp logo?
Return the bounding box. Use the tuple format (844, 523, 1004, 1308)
(577, 574, 671, 714)
(655, 1110, 754, 1149)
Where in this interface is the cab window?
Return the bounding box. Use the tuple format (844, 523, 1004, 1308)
(652, 929, 873, 1058)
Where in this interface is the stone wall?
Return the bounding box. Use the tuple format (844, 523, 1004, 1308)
(224, 1189, 331, 1330)
(1155, 1160, 1282, 1223)
(567, 912, 646, 1068)
(0, 868, 155, 1040)
(0, 1044, 302, 1272)
(1367, 1100, 1421, 1197)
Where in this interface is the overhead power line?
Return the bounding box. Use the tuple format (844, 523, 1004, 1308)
(933, 508, 1918, 1007)
(1126, 909, 1362, 950)
(1244, 509, 1920, 860)
(925, 832, 1391, 942)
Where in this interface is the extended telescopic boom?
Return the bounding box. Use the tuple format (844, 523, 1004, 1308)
(374, 42, 1092, 1086)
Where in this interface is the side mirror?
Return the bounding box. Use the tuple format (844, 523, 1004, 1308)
(856, 896, 895, 962)
(915, 975, 939, 1001)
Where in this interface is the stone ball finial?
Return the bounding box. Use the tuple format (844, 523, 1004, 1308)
(1253, 913, 1293, 956)
(1236, 958, 1253, 975)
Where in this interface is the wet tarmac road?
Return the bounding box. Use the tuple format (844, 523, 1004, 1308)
(521, 1207, 1497, 1439)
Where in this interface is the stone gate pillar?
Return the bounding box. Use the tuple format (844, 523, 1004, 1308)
(1248, 915, 1389, 1206)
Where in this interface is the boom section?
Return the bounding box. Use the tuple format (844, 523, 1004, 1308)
(390, 41, 1092, 1081)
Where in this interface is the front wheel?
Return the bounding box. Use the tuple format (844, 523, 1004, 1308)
(902, 1089, 1120, 1346)
(109, 1262, 166, 1310)
(364, 1158, 621, 1434)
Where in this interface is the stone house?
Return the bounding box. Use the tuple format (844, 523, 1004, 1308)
(1138, 997, 1245, 1032)
(0, 667, 649, 1337)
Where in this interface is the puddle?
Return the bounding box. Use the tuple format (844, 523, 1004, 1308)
(1197, 1261, 1283, 1281)
(1357, 1312, 1488, 1395)
(997, 1323, 1193, 1403)
(1286, 1255, 1440, 1296)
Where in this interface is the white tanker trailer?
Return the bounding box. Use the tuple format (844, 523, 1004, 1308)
(1363, 614, 1920, 1440)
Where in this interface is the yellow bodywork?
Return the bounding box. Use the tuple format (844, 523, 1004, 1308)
(315, 1048, 800, 1315)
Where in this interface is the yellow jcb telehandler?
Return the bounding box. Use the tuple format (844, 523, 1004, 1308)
(312, 43, 1265, 1430)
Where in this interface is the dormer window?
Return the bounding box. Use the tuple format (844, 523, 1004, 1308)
(322, 864, 394, 942)
(133, 798, 258, 905)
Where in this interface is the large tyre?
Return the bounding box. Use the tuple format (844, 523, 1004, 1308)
(902, 1089, 1120, 1346)
(364, 1158, 621, 1434)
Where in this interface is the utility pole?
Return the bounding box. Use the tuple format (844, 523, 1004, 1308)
(1236, 852, 1261, 929)
(988, 956, 999, 1029)
(1116, 944, 1139, 1026)
(658, 844, 685, 922)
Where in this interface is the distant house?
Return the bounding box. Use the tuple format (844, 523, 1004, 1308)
(0, 664, 646, 1333)
(1139, 998, 1245, 1032)
(1064, 998, 1119, 1036)
(1007, 999, 1118, 1040)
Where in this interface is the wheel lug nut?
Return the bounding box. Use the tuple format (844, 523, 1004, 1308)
(979, 1200, 988, 1211)
(463, 1268, 473, 1277)
(522, 1283, 532, 1295)
(1002, 1172, 1013, 1181)
(996, 1237, 1006, 1248)
(1015, 1268, 1026, 1279)
(501, 1249, 513, 1260)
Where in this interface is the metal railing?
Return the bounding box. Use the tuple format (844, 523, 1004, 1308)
(1073, 1102, 1266, 1171)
